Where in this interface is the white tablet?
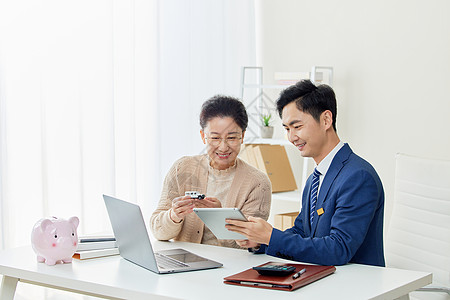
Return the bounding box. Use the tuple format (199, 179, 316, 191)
(193, 208, 248, 240)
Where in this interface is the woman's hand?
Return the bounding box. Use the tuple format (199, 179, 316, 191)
(194, 197, 222, 208)
(170, 196, 194, 223)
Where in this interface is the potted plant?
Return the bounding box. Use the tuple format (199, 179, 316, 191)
(260, 113, 274, 138)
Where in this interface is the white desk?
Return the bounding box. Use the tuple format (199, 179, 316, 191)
(0, 241, 431, 300)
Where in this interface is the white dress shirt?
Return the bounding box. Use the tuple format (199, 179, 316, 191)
(315, 141, 345, 194)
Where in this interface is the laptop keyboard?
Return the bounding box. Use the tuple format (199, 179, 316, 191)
(155, 252, 189, 269)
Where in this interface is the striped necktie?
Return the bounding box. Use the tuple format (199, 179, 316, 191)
(310, 168, 321, 225)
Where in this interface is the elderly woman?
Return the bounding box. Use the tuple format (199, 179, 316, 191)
(150, 95, 271, 248)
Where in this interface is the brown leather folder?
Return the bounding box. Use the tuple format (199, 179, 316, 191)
(224, 262, 336, 291)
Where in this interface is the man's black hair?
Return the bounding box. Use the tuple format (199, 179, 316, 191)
(276, 80, 337, 131)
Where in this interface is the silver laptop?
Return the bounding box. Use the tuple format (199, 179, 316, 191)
(103, 194, 223, 274)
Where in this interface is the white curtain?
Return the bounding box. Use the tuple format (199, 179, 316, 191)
(0, 0, 160, 250)
(0, 0, 256, 260)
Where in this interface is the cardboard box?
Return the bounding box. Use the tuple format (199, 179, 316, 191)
(239, 144, 264, 172)
(274, 211, 299, 230)
(252, 144, 297, 192)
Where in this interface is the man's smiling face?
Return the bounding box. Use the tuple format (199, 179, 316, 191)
(282, 101, 329, 164)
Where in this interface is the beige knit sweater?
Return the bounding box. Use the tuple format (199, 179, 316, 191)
(149, 154, 271, 248)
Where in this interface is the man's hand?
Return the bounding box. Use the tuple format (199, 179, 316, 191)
(235, 239, 259, 248)
(225, 216, 273, 245)
(170, 196, 194, 223)
(194, 197, 222, 208)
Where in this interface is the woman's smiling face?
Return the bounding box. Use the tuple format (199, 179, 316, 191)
(201, 116, 244, 170)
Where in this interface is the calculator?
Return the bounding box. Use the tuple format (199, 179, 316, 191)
(253, 264, 296, 276)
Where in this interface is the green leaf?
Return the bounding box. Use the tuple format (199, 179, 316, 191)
(261, 113, 272, 127)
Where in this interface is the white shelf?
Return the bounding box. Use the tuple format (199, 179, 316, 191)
(243, 137, 293, 146)
(268, 190, 302, 225)
(272, 190, 302, 202)
(241, 84, 290, 89)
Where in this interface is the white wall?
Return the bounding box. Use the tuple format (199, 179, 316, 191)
(256, 0, 450, 227)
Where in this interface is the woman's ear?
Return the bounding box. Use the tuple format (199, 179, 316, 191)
(241, 130, 246, 144)
(200, 130, 206, 144)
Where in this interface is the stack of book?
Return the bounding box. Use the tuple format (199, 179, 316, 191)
(73, 236, 119, 260)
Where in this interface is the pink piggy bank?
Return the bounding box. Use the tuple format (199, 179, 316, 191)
(31, 216, 79, 265)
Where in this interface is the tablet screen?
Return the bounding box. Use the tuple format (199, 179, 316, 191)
(193, 208, 248, 240)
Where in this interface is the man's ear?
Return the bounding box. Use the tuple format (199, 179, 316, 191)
(200, 130, 206, 144)
(241, 130, 245, 144)
(322, 110, 333, 130)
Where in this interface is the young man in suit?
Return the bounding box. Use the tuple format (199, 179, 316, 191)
(226, 80, 385, 266)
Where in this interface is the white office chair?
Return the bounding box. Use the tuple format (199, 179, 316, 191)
(385, 153, 450, 300)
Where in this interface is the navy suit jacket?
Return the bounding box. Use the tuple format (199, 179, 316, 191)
(264, 144, 385, 266)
